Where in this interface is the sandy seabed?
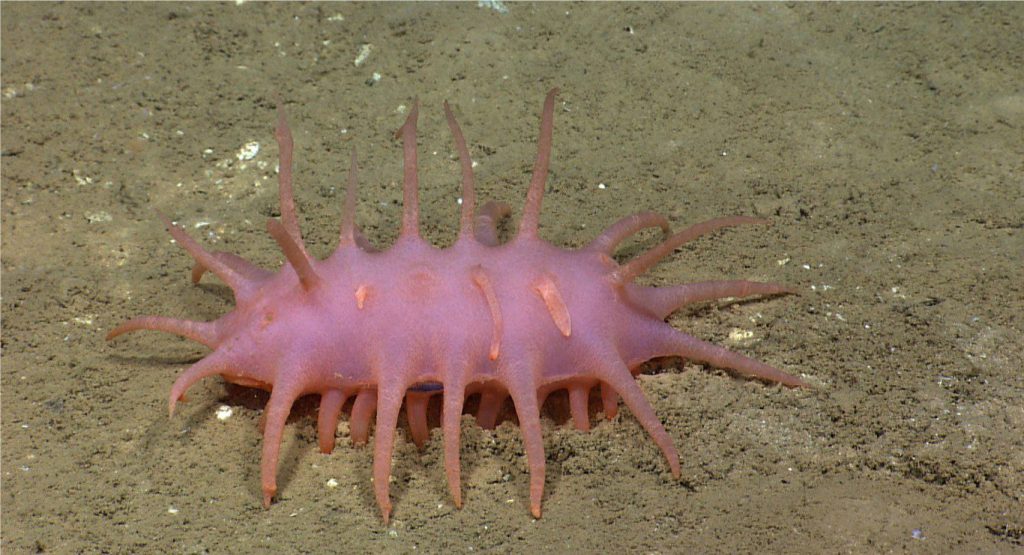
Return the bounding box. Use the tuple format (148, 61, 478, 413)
(2, 3, 1021, 553)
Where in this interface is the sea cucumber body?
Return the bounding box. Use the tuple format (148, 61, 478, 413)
(109, 89, 806, 523)
(223, 238, 625, 392)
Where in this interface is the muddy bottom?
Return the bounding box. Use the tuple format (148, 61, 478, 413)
(2, 3, 1021, 553)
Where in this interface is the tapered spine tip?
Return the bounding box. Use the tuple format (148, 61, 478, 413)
(615, 215, 772, 284)
(518, 88, 559, 239)
(445, 98, 479, 240)
(398, 100, 421, 239)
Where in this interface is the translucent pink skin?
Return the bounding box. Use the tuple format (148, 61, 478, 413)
(107, 89, 807, 523)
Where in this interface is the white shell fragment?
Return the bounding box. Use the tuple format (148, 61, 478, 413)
(236, 141, 260, 161)
(215, 405, 234, 421)
(354, 44, 373, 67)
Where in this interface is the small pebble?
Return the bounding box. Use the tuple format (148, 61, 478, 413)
(215, 405, 233, 421)
(236, 141, 260, 161)
(354, 44, 373, 67)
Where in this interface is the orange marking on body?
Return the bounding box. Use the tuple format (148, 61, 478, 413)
(355, 284, 370, 309)
(407, 268, 438, 299)
(535, 276, 571, 337)
(260, 311, 274, 330)
(471, 266, 502, 360)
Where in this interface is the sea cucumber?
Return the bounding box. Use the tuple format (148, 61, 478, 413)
(108, 89, 806, 523)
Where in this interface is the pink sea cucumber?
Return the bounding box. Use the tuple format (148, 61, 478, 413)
(108, 89, 807, 523)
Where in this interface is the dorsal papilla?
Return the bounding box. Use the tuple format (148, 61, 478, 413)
(395, 90, 560, 244)
(312, 88, 559, 251)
